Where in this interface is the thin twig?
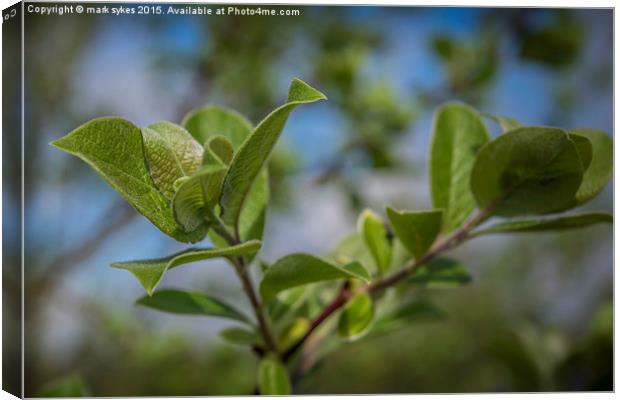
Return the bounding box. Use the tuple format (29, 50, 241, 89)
(282, 207, 492, 362)
(230, 256, 277, 353)
(211, 215, 277, 354)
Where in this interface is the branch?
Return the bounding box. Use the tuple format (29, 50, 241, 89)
(230, 256, 277, 353)
(282, 207, 492, 362)
(210, 216, 277, 354)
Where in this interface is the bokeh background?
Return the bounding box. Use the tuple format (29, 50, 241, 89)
(3, 4, 613, 396)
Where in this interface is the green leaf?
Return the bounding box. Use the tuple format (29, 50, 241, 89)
(239, 168, 269, 242)
(390, 238, 413, 270)
(209, 168, 269, 247)
(51, 118, 206, 243)
(220, 79, 326, 230)
(471, 213, 612, 236)
(258, 357, 291, 395)
(358, 209, 392, 274)
(206, 134, 235, 165)
(136, 288, 250, 323)
(112, 240, 261, 295)
(172, 163, 227, 232)
(568, 133, 593, 171)
(409, 258, 472, 288)
(430, 103, 490, 231)
(267, 286, 309, 323)
(141, 121, 203, 199)
(260, 253, 370, 301)
(470, 127, 585, 217)
(338, 293, 374, 340)
(278, 318, 310, 349)
(220, 327, 262, 346)
(571, 129, 613, 205)
(372, 300, 444, 335)
(483, 112, 522, 132)
(172, 136, 232, 232)
(182, 105, 253, 150)
(386, 207, 443, 259)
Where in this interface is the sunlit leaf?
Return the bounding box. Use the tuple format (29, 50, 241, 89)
(358, 209, 392, 274)
(172, 136, 232, 232)
(258, 357, 291, 395)
(338, 293, 374, 340)
(51, 118, 206, 243)
(430, 103, 489, 231)
(220, 79, 326, 230)
(182, 105, 253, 150)
(209, 169, 269, 248)
(386, 207, 442, 259)
(278, 318, 310, 349)
(141, 121, 203, 199)
(260, 253, 370, 301)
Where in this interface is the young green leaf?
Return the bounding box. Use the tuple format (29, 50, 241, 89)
(209, 169, 269, 247)
(51, 118, 206, 243)
(338, 293, 374, 340)
(136, 288, 251, 323)
(358, 209, 392, 274)
(206, 135, 235, 165)
(182, 105, 253, 150)
(258, 357, 291, 395)
(571, 129, 613, 205)
(278, 318, 310, 349)
(430, 103, 490, 231)
(172, 163, 227, 232)
(471, 213, 612, 237)
(141, 121, 203, 199)
(568, 133, 593, 172)
(409, 258, 472, 288)
(386, 207, 443, 259)
(172, 136, 233, 232)
(267, 286, 309, 324)
(260, 253, 370, 301)
(470, 127, 585, 216)
(220, 79, 326, 230)
(112, 240, 262, 295)
(482, 112, 522, 133)
(220, 327, 262, 346)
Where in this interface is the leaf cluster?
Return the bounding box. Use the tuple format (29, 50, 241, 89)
(53, 81, 612, 395)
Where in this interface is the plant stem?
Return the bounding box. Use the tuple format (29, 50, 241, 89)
(205, 209, 237, 245)
(230, 256, 278, 353)
(282, 207, 492, 362)
(210, 215, 277, 354)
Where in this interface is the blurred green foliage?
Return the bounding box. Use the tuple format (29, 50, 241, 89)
(19, 6, 612, 396)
